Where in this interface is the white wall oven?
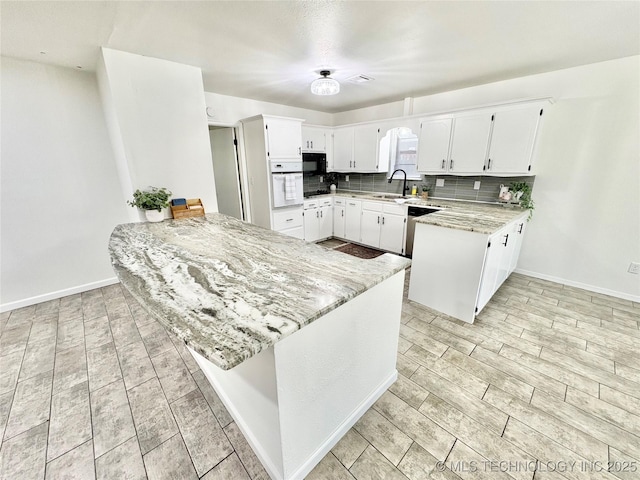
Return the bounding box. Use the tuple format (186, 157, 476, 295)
(271, 160, 303, 208)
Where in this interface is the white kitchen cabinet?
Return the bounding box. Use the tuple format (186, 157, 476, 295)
(332, 127, 353, 171)
(417, 118, 453, 173)
(302, 126, 329, 153)
(486, 105, 543, 174)
(408, 211, 528, 323)
(360, 209, 382, 247)
(353, 124, 381, 172)
(345, 199, 362, 242)
(241, 115, 304, 232)
(448, 113, 492, 174)
(379, 212, 406, 254)
(331, 124, 382, 172)
(303, 198, 332, 242)
(272, 207, 304, 239)
(333, 198, 346, 239)
(265, 117, 302, 160)
(360, 201, 407, 254)
(508, 219, 527, 274)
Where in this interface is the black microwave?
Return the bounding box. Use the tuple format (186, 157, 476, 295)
(302, 153, 327, 176)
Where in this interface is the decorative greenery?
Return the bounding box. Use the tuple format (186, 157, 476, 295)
(510, 181, 534, 218)
(420, 183, 431, 192)
(127, 187, 172, 212)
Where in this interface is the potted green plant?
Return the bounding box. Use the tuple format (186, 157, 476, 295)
(510, 181, 534, 219)
(420, 184, 431, 200)
(128, 186, 172, 222)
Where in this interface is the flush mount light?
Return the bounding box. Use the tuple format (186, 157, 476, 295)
(311, 70, 340, 96)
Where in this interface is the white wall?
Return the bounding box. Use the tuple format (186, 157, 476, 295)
(1, 57, 131, 310)
(337, 56, 640, 300)
(98, 48, 218, 216)
(204, 91, 332, 126)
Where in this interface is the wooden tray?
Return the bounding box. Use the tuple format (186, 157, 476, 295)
(171, 198, 205, 219)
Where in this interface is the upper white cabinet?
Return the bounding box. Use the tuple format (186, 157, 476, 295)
(417, 118, 453, 173)
(417, 113, 491, 174)
(448, 113, 493, 174)
(302, 125, 328, 153)
(332, 127, 354, 171)
(353, 124, 381, 172)
(331, 124, 384, 173)
(485, 105, 543, 174)
(416, 100, 547, 176)
(265, 117, 302, 160)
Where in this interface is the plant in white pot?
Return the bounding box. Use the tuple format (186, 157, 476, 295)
(127, 187, 172, 222)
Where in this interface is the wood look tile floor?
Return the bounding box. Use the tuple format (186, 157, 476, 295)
(1, 270, 639, 479)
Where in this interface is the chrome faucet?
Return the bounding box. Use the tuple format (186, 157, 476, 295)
(388, 169, 409, 196)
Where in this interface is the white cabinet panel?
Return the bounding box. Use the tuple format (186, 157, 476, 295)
(353, 124, 380, 171)
(272, 207, 303, 231)
(361, 210, 381, 247)
(332, 128, 354, 171)
(265, 117, 302, 159)
(449, 113, 492, 174)
(417, 118, 453, 173)
(303, 208, 319, 242)
(345, 199, 362, 242)
(302, 126, 328, 153)
(379, 213, 406, 254)
(333, 205, 346, 239)
(318, 206, 333, 239)
(487, 106, 542, 174)
(509, 219, 527, 274)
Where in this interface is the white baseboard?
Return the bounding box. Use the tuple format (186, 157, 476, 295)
(514, 269, 640, 303)
(0, 277, 120, 313)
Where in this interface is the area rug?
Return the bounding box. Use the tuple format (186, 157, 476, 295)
(333, 243, 385, 259)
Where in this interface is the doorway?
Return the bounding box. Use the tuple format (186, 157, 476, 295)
(209, 126, 245, 220)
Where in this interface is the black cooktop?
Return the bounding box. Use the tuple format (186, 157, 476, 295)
(304, 189, 330, 198)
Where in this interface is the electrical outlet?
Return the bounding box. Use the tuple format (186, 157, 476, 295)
(628, 262, 640, 274)
(345, 175, 350, 182)
(436, 178, 445, 187)
(319, 176, 323, 183)
(474, 181, 481, 190)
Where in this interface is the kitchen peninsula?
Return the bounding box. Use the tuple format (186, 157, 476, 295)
(109, 214, 410, 480)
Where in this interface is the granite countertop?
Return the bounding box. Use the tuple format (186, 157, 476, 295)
(315, 191, 529, 235)
(109, 214, 410, 370)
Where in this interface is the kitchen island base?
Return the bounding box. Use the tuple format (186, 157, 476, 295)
(190, 270, 404, 480)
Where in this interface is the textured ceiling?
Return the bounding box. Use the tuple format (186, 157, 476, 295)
(1, 1, 639, 113)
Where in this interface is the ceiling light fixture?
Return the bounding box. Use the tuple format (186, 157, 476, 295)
(311, 70, 340, 96)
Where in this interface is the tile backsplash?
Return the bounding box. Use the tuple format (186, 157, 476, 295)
(304, 172, 535, 203)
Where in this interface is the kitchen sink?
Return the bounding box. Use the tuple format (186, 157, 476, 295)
(373, 194, 407, 199)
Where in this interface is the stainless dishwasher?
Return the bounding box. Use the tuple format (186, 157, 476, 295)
(406, 205, 442, 257)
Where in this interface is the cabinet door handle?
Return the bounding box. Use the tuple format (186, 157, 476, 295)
(382, 216, 385, 225)
(450, 159, 454, 170)
(311, 141, 313, 148)
(354, 161, 356, 168)
(377, 216, 380, 224)
(442, 159, 445, 169)
(286, 218, 293, 222)
(316, 211, 319, 218)
(502, 234, 509, 246)
(342, 210, 344, 217)
(518, 223, 523, 234)
(487, 158, 492, 170)
(320, 210, 323, 218)
(298, 147, 301, 155)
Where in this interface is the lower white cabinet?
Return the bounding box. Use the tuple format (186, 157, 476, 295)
(408, 211, 528, 323)
(360, 201, 407, 254)
(272, 207, 303, 239)
(344, 199, 362, 242)
(333, 198, 346, 239)
(303, 198, 332, 242)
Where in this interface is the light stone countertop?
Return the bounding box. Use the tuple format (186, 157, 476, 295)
(109, 213, 410, 370)
(316, 190, 530, 235)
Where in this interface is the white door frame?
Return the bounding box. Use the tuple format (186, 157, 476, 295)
(208, 121, 251, 223)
